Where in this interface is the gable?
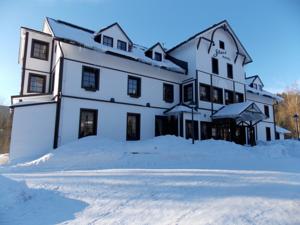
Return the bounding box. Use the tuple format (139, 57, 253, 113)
(168, 20, 252, 65)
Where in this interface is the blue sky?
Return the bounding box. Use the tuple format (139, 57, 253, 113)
(0, 0, 299, 105)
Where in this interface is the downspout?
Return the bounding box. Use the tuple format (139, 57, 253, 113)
(273, 101, 278, 140)
(53, 40, 64, 149)
(20, 31, 29, 95)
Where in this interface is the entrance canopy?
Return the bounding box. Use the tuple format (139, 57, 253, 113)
(212, 102, 266, 125)
(164, 103, 200, 115)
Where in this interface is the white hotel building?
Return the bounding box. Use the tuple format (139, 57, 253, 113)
(9, 18, 282, 160)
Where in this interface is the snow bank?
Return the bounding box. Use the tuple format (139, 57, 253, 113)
(0, 175, 87, 225)
(3, 136, 300, 172)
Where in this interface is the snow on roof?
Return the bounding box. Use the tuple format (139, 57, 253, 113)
(212, 102, 266, 122)
(246, 86, 283, 101)
(276, 126, 291, 134)
(46, 18, 185, 74)
(213, 102, 252, 118)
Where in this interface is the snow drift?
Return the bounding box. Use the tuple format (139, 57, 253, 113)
(4, 136, 300, 172)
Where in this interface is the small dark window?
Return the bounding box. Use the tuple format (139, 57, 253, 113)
(183, 83, 193, 102)
(28, 73, 46, 93)
(253, 83, 257, 89)
(81, 66, 99, 91)
(128, 75, 141, 98)
(212, 87, 223, 104)
(212, 58, 219, 74)
(264, 105, 270, 118)
(199, 83, 211, 102)
(103, 35, 113, 47)
(225, 90, 234, 105)
(154, 52, 162, 61)
(31, 39, 49, 60)
(163, 83, 174, 103)
(266, 127, 271, 141)
(219, 40, 225, 50)
(227, 63, 233, 79)
(275, 132, 280, 140)
(127, 113, 140, 140)
(79, 109, 98, 138)
(235, 92, 244, 103)
(117, 40, 127, 51)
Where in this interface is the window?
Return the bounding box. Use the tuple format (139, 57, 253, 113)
(81, 66, 100, 91)
(127, 113, 140, 140)
(128, 75, 141, 98)
(253, 83, 257, 89)
(103, 35, 113, 47)
(225, 90, 234, 105)
(31, 39, 49, 60)
(185, 120, 199, 140)
(79, 109, 98, 138)
(212, 58, 219, 74)
(227, 63, 233, 79)
(28, 73, 46, 93)
(154, 52, 162, 61)
(235, 92, 244, 103)
(266, 127, 271, 141)
(183, 83, 193, 102)
(163, 83, 174, 103)
(219, 40, 225, 50)
(117, 40, 127, 51)
(212, 87, 223, 104)
(199, 83, 211, 102)
(264, 105, 270, 118)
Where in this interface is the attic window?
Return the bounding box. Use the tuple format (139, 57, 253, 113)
(117, 40, 127, 51)
(219, 41, 225, 50)
(103, 36, 113, 47)
(154, 52, 162, 61)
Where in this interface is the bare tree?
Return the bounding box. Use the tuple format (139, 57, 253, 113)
(0, 98, 12, 154)
(275, 82, 300, 139)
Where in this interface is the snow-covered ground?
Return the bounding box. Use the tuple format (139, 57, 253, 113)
(1, 136, 300, 224)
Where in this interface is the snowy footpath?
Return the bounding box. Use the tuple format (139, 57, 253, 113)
(1, 136, 300, 225)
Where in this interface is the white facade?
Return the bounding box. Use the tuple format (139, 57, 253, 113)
(10, 18, 281, 160)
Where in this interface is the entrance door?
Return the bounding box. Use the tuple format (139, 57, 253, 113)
(155, 116, 178, 136)
(247, 126, 256, 146)
(185, 120, 199, 140)
(235, 126, 246, 145)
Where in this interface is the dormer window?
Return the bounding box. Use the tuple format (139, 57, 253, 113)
(219, 40, 225, 50)
(154, 52, 162, 61)
(103, 35, 113, 47)
(253, 83, 257, 89)
(117, 40, 127, 51)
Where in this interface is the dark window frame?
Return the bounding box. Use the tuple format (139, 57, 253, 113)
(127, 75, 141, 98)
(227, 63, 233, 79)
(212, 58, 219, 74)
(212, 86, 223, 104)
(81, 66, 100, 91)
(235, 92, 244, 103)
(78, 108, 98, 138)
(219, 40, 225, 50)
(199, 83, 211, 102)
(27, 73, 46, 93)
(126, 113, 141, 141)
(103, 35, 113, 47)
(225, 89, 234, 105)
(163, 83, 174, 103)
(264, 105, 270, 118)
(183, 83, 193, 102)
(30, 39, 49, 61)
(266, 127, 271, 141)
(154, 52, 162, 61)
(117, 40, 127, 51)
